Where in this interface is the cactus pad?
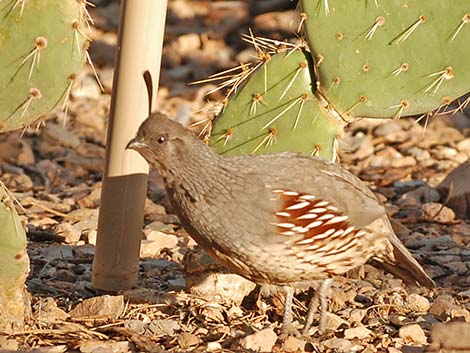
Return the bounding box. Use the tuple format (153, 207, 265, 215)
(210, 49, 345, 161)
(301, 0, 470, 119)
(0, 184, 30, 331)
(0, 0, 88, 132)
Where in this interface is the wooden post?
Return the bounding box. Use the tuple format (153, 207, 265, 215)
(92, 0, 168, 291)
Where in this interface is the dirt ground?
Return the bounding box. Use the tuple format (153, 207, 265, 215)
(1, 1, 470, 352)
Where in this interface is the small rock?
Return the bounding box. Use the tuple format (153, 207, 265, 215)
(388, 348, 402, 353)
(74, 244, 95, 257)
(388, 314, 407, 327)
(149, 319, 180, 336)
(185, 250, 256, 305)
(283, 336, 307, 352)
(430, 295, 459, 318)
(344, 133, 375, 159)
(124, 319, 146, 334)
(456, 138, 470, 152)
(54, 269, 78, 283)
(79, 339, 129, 353)
(405, 294, 430, 313)
(44, 245, 74, 259)
(421, 202, 455, 223)
(34, 298, 69, 323)
(44, 123, 80, 149)
(383, 278, 403, 289)
(403, 147, 432, 163)
(177, 333, 201, 349)
(69, 295, 124, 320)
(458, 288, 470, 298)
(206, 341, 222, 351)
(322, 338, 361, 352)
(86, 229, 97, 245)
(344, 326, 372, 339)
(239, 328, 277, 352)
(390, 156, 417, 168)
(446, 261, 468, 275)
(432, 146, 458, 160)
(323, 312, 348, 331)
(145, 230, 178, 245)
(53, 223, 81, 244)
(140, 232, 179, 258)
(202, 305, 225, 323)
(438, 160, 470, 219)
(349, 309, 367, 324)
(168, 277, 186, 290)
(0, 136, 35, 165)
(397, 185, 441, 208)
(450, 308, 470, 322)
(374, 120, 403, 136)
(0, 338, 18, 351)
(398, 324, 427, 345)
(430, 322, 470, 351)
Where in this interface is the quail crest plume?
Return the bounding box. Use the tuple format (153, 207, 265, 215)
(127, 112, 434, 334)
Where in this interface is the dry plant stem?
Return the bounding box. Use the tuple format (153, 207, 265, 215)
(93, 0, 168, 291)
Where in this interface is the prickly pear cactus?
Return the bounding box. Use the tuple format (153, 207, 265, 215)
(0, 184, 30, 332)
(301, 0, 470, 119)
(210, 49, 345, 161)
(0, 0, 89, 132)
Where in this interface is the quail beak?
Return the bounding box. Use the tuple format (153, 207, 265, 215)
(126, 137, 148, 150)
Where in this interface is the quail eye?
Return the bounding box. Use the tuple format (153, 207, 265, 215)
(157, 136, 166, 144)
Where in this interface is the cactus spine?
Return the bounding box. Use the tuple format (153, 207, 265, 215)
(0, 0, 90, 132)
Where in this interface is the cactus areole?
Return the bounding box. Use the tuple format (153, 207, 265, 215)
(0, 0, 88, 132)
(301, 0, 470, 119)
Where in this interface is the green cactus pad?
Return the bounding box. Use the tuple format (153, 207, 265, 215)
(0, 185, 30, 331)
(210, 49, 344, 160)
(0, 0, 88, 132)
(301, 0, 470, 119)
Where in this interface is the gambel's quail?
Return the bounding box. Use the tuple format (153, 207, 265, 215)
(127, 112, 434, 335)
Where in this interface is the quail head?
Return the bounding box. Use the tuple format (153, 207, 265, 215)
(127, 112, 434, 335)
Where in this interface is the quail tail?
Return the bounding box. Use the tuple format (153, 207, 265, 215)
(376, 233, 435, 288)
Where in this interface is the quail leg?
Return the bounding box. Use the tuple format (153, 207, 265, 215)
(302, 278, 333, 335)
(281, 286, 301, 337)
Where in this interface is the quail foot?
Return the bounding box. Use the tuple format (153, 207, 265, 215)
(127, 113, 434, 335)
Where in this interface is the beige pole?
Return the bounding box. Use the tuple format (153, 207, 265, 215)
(92, 0, 168, 291)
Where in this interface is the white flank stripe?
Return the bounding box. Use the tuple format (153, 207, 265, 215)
(314, 200, 329, 207)
(317, 213, 335, 221)
(296, 213, 318, 220)
(274, 222, 295, 229)
(286, 201, 310, 210)
(325, 215, 348, 224)
(276, 211, 291, 217)
(283, 191, 299, 196)
(327, 205, 339, 212)
(310, 207, 328, 213)
(355, 230, 367, 237)
(300, 194, 316, 201)
(343, 226, 355, 235)
(297, 237, 315, 245)
(313, 228, 336, 239)
(331, 229, 344, 238)
(292, 226, 309, 233)
(273, 189, 284, 194)
(306, 220, 323, 229)
(280, 231, 296, 236)
(306, 243, 321, 250)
